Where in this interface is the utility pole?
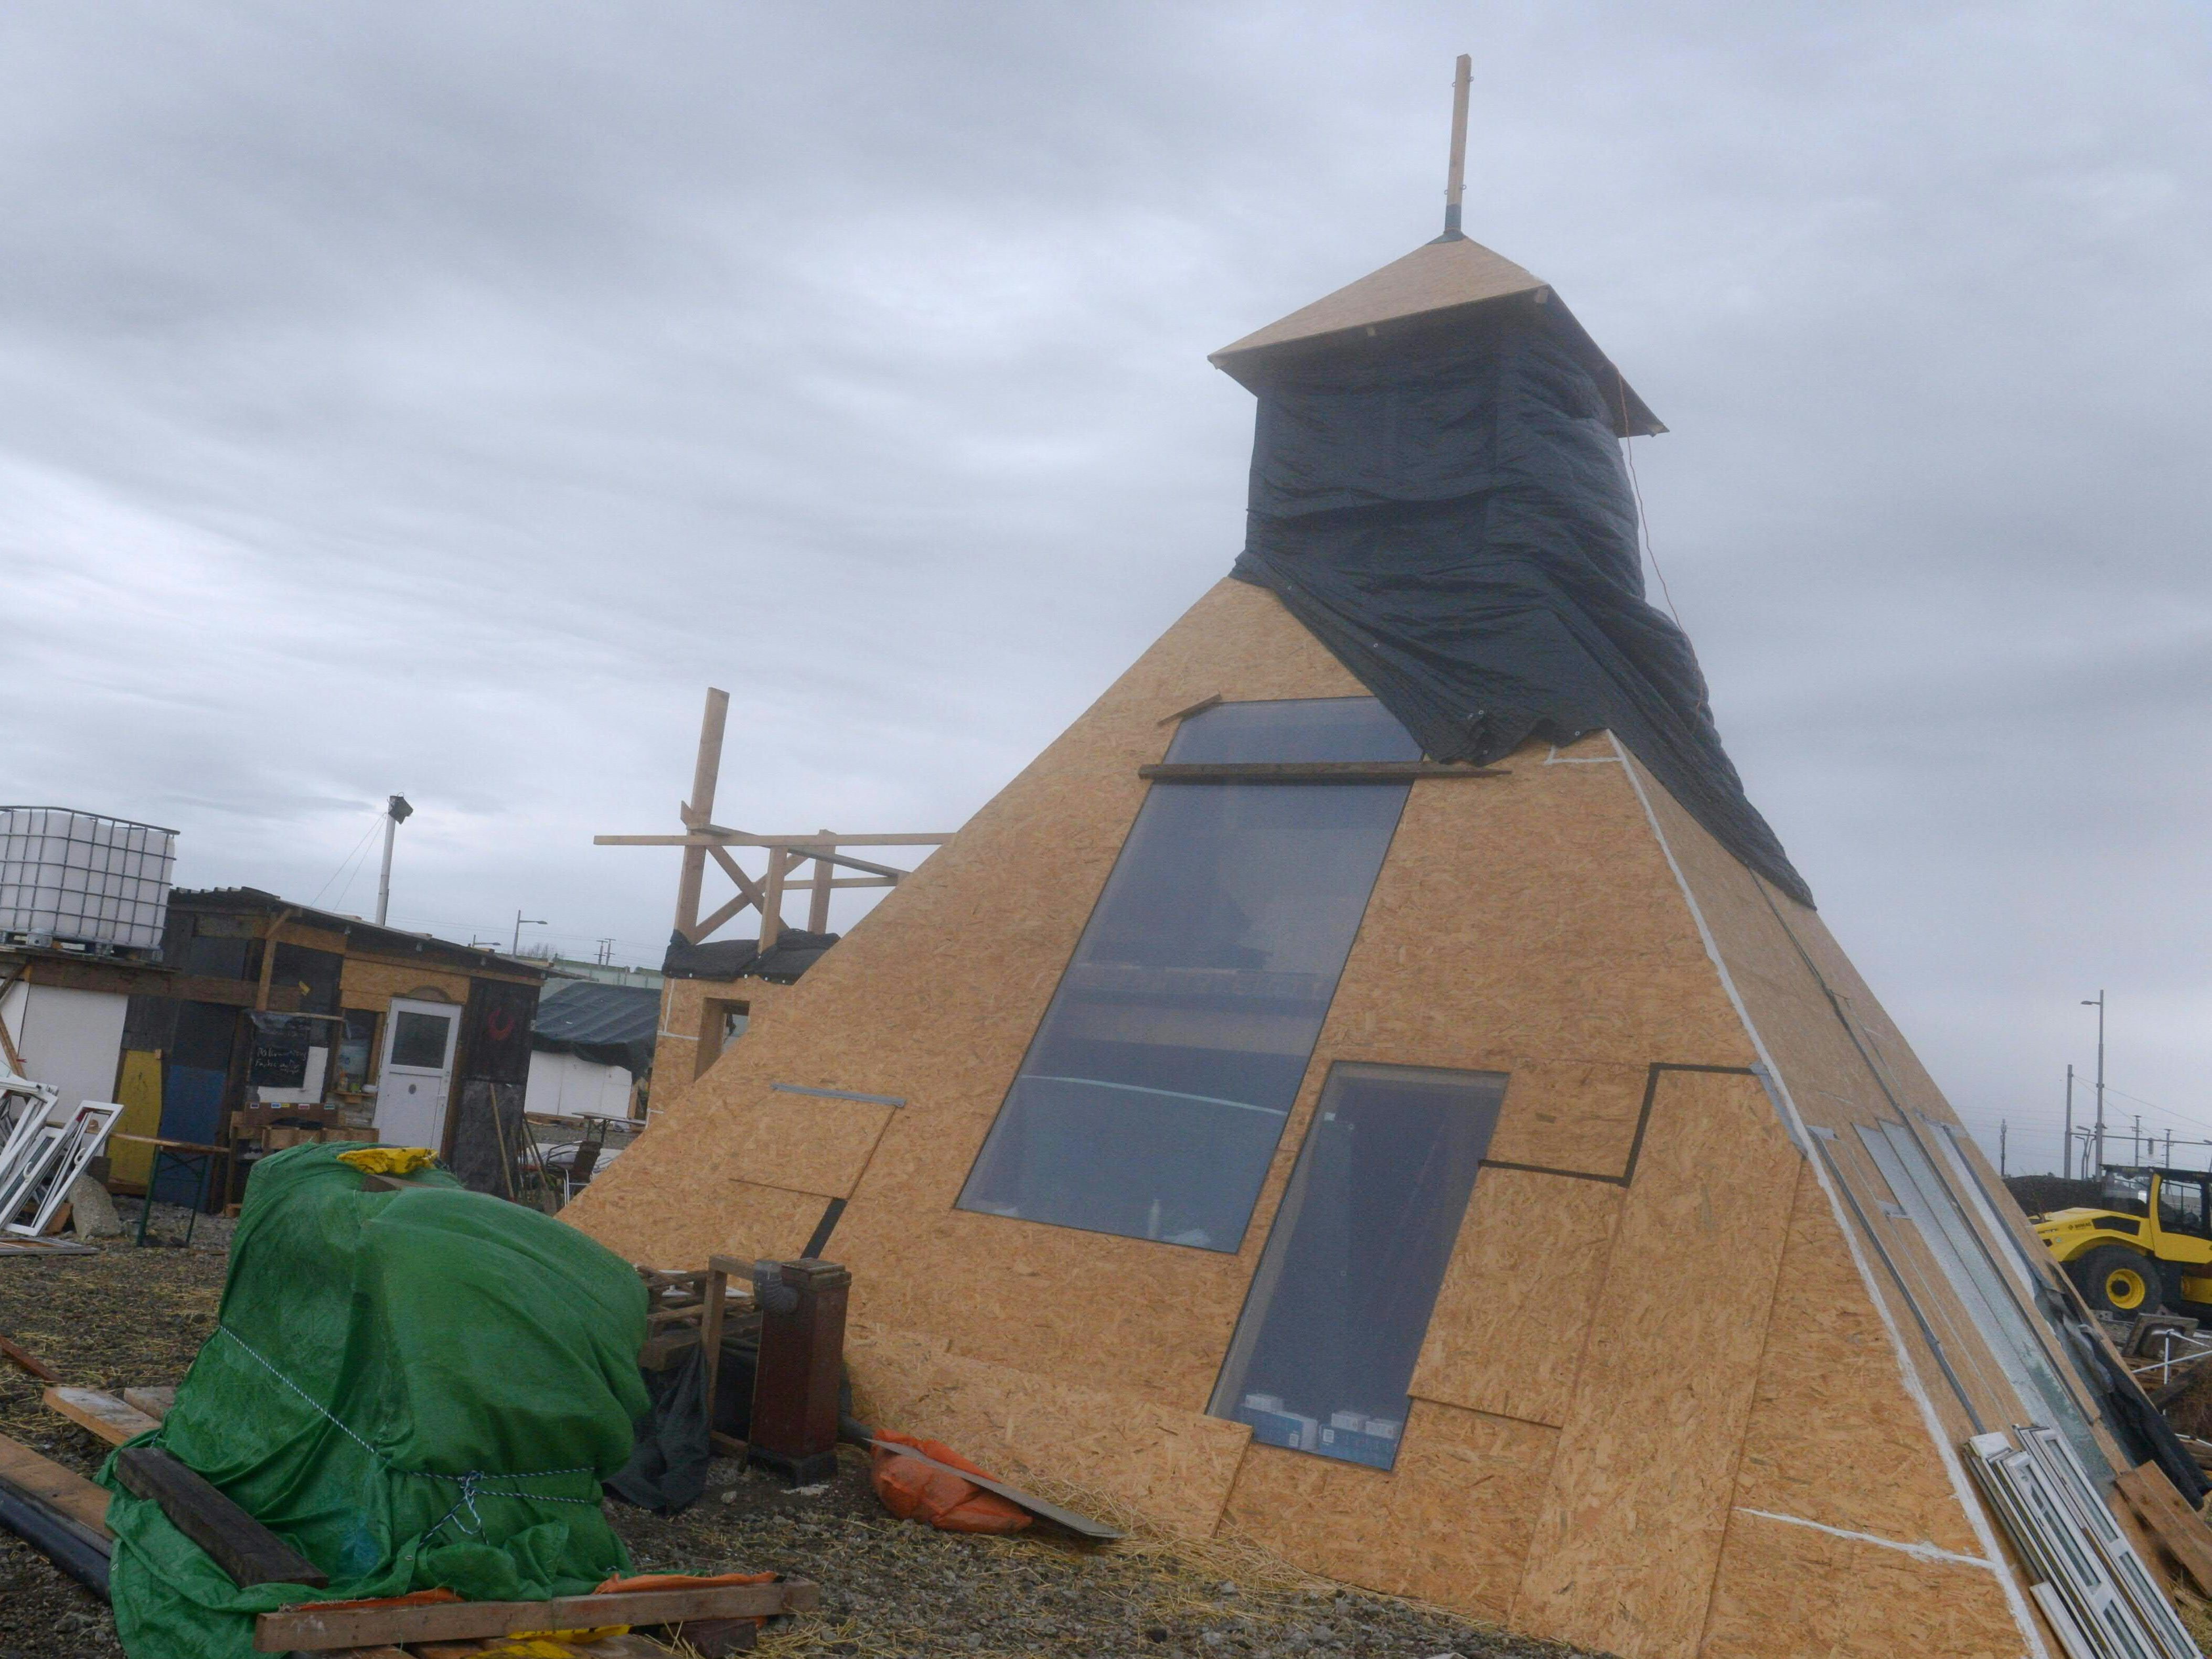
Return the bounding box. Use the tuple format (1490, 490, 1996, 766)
(2064, 1064, 2074, 1179)
(2000, 1119, 2008, 1179)
(375, 795, 413, 926)
(2083, 991, 2106, 1174)
(512, 911, 548, 955)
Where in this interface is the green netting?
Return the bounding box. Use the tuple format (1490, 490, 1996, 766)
(97, 1143, 649, 1659)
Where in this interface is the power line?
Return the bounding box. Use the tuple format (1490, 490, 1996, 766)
(307, 809, 387, 908)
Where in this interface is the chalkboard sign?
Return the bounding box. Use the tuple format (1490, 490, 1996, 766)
(247, 1013, 314, 1088)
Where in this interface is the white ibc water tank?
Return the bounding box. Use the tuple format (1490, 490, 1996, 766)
(0, 807, 177, 955)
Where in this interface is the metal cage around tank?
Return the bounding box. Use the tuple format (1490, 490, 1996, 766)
(0, 807, 177, 958)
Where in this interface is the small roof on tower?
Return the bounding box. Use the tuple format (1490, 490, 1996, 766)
(1210, 234, 1665, 437)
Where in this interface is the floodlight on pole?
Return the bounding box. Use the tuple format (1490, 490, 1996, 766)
(2082, 991, 2106, 1174)
(375, 795, 413, 927)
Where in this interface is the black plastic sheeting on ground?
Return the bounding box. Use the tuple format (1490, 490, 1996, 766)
(661, 929, 841, 984)
(1227, 298, 1812, 908)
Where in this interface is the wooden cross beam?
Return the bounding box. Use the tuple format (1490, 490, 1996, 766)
(594, 686, 957, 951)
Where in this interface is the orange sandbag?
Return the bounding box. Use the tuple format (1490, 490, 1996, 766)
(869, 1430, 1031, 1535)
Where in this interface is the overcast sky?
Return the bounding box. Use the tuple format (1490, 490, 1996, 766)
(3, 2, 2207, 1172)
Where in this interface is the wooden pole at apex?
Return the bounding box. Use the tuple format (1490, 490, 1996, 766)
(1442, 53, 1472, 240)
(672, 687, 731, 939)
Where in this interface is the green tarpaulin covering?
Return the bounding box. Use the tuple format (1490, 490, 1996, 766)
(98, 1143, 649, 1659)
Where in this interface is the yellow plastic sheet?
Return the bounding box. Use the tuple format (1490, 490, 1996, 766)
(335, 1146, 438, 1176)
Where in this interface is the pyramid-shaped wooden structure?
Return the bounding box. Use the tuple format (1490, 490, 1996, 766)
(569, 240, 2189, 1659)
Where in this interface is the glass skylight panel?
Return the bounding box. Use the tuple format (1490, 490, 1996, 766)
(1211, 1063, 1503, 1468)
(957, 698, 1418, 1251)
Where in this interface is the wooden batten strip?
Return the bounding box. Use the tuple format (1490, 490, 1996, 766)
(115, 1446, 329, 1590)
(0, 1429, 112, 1537)
(255, 1578, 818, 1651)
(1137, 762, 1506, 783)
(43, 1386, 162, 1447)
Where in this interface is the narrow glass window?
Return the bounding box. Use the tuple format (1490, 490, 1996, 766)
(1860, 1121, 2112, 1483)
(1211, 1063, 1503, 1469)
(956, 699, 1418, 1252)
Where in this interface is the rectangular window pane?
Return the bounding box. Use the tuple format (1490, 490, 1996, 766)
(389, 1010, 453, 1071)
(1858, 1121, 2112, 1483)
(1211, 1063, 1504, 1469)
(1166, 698, 1423, 765)
(957, 698, 1418, 1252)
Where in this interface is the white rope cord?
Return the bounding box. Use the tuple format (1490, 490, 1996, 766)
(215, 1324, 601, 1542)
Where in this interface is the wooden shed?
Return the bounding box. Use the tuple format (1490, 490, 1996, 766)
(566, 236, 2199, 1659)
(121, 889, 547, 1201)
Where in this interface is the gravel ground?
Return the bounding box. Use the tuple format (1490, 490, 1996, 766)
(0, 1215, 1601, 1659)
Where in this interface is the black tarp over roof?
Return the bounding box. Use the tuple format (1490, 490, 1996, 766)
(1218, 275, 1811, 907)
(661, 929, 840, 984)
(530, 980, 660, 1076)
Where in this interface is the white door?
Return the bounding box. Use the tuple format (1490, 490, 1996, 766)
(373, 999, 460, 1151)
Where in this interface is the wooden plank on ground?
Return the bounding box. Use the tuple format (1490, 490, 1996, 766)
(122, 1386, 176, 1421)
(114, 1446, 329, 1589)
(254, 1579, 817, 1651)
(0, 1430, 111, 1537)
(42, 1386, 161, 1446)
(2114, 1460, 2212, 1600)
(0, 1334, 62, 1383)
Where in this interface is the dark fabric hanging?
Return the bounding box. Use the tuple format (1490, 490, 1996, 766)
(1227, 298, 1812, 907)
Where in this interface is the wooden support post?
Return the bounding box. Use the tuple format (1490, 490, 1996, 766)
(757, 848, 789, 956)
(707, 844, 765, 909)
(806, 832, 835, 934)
(701, 1254, 734, 1443)
(673, 688, 731, 939)
(114, 1445, 329, 1589)
(254, 908, 296, 1013)
(747, 1258, 848, 1486)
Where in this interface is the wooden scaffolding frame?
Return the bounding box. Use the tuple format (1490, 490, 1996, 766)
(595, 688, 953, 955)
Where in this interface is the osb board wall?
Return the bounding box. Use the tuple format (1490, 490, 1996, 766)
(573, 580, 1808, 1597)
(338, 958, 472, 1013)
(1696, 1510, 2024, 1659)
(265, 919, 350, 955)
(1727, 1161, 1988, 1557)
(1629, 754, 2128, 1474)
(646, 976, 795, 1118)
(1408, 1168, 1625, 1428)
(1510, 1069, 1801, 1659)
(566, 577, 1372, 1271)
(830, 675, 1767, 1419)
(627, 1180, 833, 1273)
(848, 1320, 1254, 1538)
(1221, 1401, 1558, 1621)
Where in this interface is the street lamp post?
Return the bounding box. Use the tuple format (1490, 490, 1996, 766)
(512, 911, 548, 955)
(2064, 1064, 2074, 1179)
(2082, 991, 2106, 1175)
(374, 795, 413, 927)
